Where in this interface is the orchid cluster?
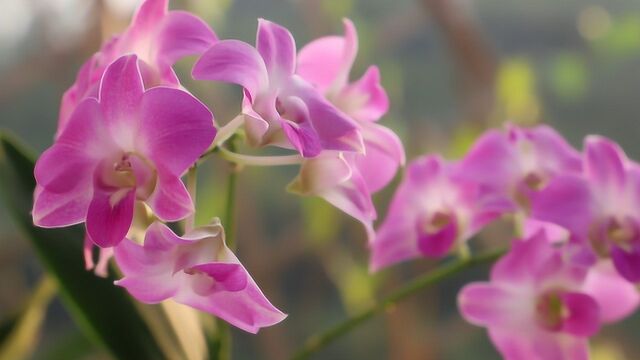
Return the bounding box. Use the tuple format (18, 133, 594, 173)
(30, 0, 640, 357)
(32, 0, 402, 334)
(372, 125, 640, 359)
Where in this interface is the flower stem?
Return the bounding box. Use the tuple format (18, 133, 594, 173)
(185, 165, 197, 233)
(218, 147, 303, 167)
(289, 248, 506, 360)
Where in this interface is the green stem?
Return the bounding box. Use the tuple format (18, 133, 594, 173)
(289, 248, 506, 360)
(184, 165, 198, 233)
(211, 138, 242, 360)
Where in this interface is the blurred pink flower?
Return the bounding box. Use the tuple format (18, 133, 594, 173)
(289, 19, 404, 236)
(58, 0, 217, 135)
(114, 220, 287, 333)
(370, 155, 512, 271)
(193, 19, 363, 157)
(458, 231, 601, 360)
(532, 136, 640, 282)
(460, 124, 582, 210)
(33, 55, 216, 247)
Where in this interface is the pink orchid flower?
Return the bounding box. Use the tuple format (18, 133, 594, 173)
(288, 19, 405, 236)
(192, 19, 363, 157)
(33, 55, 216, 248)
(370, 155, 513, 271)
(460, 124, 581, 210)
(458, 231, 601, 360)
(532, 136, 640, 282)
(58, 0, 217, 135)
(114, 220, 287, 333)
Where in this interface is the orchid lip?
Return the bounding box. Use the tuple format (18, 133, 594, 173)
(536, 290, 568, 332)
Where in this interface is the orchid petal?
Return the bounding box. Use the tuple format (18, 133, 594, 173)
(256, 19, 296, 77)
(138, 86, 215, 176)
(155, 10, 218, 67)
(582, 260, 640, 323)
(297, 18, 358, 91)
(86, 182, 135, 248)
(99, 55, 144, 128)
(193, 40, 269, 99)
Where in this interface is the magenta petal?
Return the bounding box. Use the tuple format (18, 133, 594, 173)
(530, 175, 593, 239)
(139, 87, 215, 176)
(297, 18, 358, 91)
(189, 263, 247, 292)
(32, 185, 91, 227)
(256, 19, 296, 77)
(319, 170, 376, 236)
(560, 292, 600, 337)
(490, 232, 553, 283)
(342, 66, 389, 122)
(295, 80, 363, 152)
(129, 0, 168, 33)
(416, 216, 458, 258)
(155, 10, 218, 67)
(487, 330, 535, 360)
(582, 260, 640, 323)
(584, 136, 627, 191)
(146, 167, 194, 221)
(176, 272, 287, 334)
(36, 98, 108, 192)
(369, 220, 419, 271)
(99, 55, 144, 124)
(193, 40, 269, 98)
(611, 244, 640, 282)
(458, 129, 515, 190)
(355, 123, 405, 192)
(86, 185, 135, 248)
(458, 283, 513, 328)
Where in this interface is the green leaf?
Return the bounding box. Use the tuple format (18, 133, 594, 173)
(0, 132, 166, 360)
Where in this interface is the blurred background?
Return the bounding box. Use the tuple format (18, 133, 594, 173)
(2, 0, 640, 359)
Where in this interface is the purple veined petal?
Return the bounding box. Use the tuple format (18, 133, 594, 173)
(584, 136, 627, 193)
(318, 170, 377, 238)
(559, 292, 600, 337)
(175, 264, 287, 334)
(355, 122, 405, 193)
(530, 174, 594, 239)
(189, 263, 247, 292)
(288, 152, 352, 195)
(416, 214, 458, 258)
(154, 10, 218, 67)
(297, 18, 358, 92)
(582, 260, 640, 323)
(32, 184, 92, 227)
(242, 95, 271, 146)
(292, 78, 363, 153)
(86, 181, 136, 248)
(145, 166, 194, 222)
(340, 66, 389, 122)
(611, 244, 640, 282)
(256, 19, 296, 78)
(99, 55, 145, 134)
(193, 40, 269, 99)
(138, 86, 215, 176)
(277, 95, 324, 157)
(458, 283, 516, 328)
